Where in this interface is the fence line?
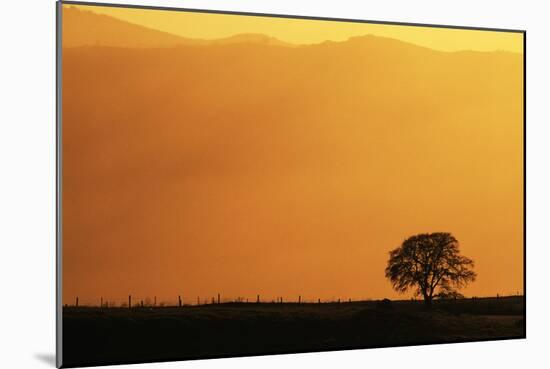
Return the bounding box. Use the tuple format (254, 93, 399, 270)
(63, 292, 524, 308)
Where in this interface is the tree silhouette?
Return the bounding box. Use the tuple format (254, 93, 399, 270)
(385, 232, 476, 306)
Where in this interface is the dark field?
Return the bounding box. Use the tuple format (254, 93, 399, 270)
(62, 296, 525, 367)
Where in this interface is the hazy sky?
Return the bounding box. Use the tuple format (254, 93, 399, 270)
(62, 4, 523, 306)
(69, 4, 523, 52)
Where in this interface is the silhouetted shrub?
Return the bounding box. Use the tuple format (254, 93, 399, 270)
(377, 298, 393, 310)
(436, 290, 464, 300)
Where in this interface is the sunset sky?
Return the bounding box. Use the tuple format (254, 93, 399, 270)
(61, 4, 524, 306)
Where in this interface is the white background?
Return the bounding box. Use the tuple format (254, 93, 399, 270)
(0, 0, 548, 368)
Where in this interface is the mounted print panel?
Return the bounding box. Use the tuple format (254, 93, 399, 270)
(57, 1, 525, 367)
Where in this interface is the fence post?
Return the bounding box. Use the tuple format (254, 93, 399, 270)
(75, 297, 79, 307)
(179, 295, 182, 307)
(141, 300, 144, 308)
(100, 297, 103, 308)
(129, 295, 132, 309)
(218, 293, 220, 304)
(318, 298, 321, 304)
(257, 294, 260, 303)
(298, 295, 301, 304)
(154, 296, 157, 306)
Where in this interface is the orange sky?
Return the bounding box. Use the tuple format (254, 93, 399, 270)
(61, 4, 524, 306)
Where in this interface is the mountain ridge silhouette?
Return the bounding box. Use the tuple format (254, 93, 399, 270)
(63, 6, 297, 48)
(63, 5, 520, 54)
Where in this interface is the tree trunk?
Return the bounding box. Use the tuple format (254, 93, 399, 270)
(423, 292, 432, 307)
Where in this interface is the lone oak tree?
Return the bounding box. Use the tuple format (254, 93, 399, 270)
(385, 232, 476, 306)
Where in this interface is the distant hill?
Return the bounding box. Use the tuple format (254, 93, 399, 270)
(62, 6, 295, 48)
(62, 6, 194, 48)
(211, 33, 296, 47)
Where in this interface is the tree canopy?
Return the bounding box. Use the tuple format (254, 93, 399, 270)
(385, 232, 476, 306)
